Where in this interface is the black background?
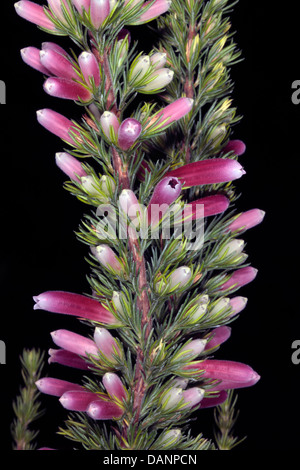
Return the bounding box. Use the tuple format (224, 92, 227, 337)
(1, 0, 300, 452)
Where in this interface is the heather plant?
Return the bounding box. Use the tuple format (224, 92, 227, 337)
(12, 0, 264, 450)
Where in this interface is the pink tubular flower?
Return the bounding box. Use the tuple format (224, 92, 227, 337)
(204, 326, 231, 352)
(14, 1, 57, 30)
(102, 373, 127, 402)
(59, 390, 103, 411)
(78, 51, 101, 87)
(43, 77, 92, 101)
(117, 118, 142, 151)
(222, 139, 246, 156)
(94, 327, 121, 362)
(200, 390, 228, 408)
(72, 0, 91, 13)
(35, 377, 83, 396)
(190, 194, 230, 219)
(20, 47, 51, 75)
(47, 0, 72, 21)
(147, 97, 193, 130)
(185, 359, 260, 391)
(48, 348, 90, 370)
(90, 0, 110, 29)
(36, 108, 81, 145)
(147, 176, 182, 224)
(227, 209, 266, 233)
(41, 41, 70, 56)
(220, 266, 258, 292)
(87, 399, 124, 420)
(55, 152, 88, 182)
(39, 48, 79, 80)
(166, 159, 245, 188)
(51, 329, 99, 357)
(33, 290, 117, 324)
(133, 0, 171, 24)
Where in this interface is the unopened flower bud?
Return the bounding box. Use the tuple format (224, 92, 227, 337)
(158, 429, 181, 448)
(78, 51, 101, 87)
(140, 68, 174, 92)
(55, 152, 87, 182)
(182, 387, 205, 409)
(129, 55, 151, 83)
(167, 266, 192, 291)
(91, 244, 125, 275)
(102, 372, 127, 402)
(90, 0, 110, 29)
(150, 52, 167, 69)
(100, 111, 120, 142)
(117, 118, 142, 150)
(161, 387, 183, 410)
(94, 327, 121, 362)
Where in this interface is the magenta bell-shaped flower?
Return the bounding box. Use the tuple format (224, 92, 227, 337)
(55, 152, 88, 182)
(33, 290, 117, 324)
(51, 329, 99, 357)
(36, 108, 81, 145)
(86, 399, 124, 420)
(35, 377, 83, 397)
(220, 266, 258, 292)
(166, 159, 245, 188)
(39, 48, 79, 80)
(43, 77, 93, 101)
(147, 176, 182, 224)
(59, 390, 103, 411)
(20, 47, 51, 75)
(14, 1, 57, 30)
(117, 118, 142, 150)
(184, 359, 260, 391)
(227, 208, 266, 233)
(90, 0, 110, 29)
(48, 348, 90, 370)
(222, 139, 246, 156)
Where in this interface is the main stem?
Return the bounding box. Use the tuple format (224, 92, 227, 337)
(100, 48, 151, 445)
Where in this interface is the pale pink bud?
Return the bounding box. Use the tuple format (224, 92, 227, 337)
(78, 51, 101, 87)
(55, 152, 87, 182)
(117, 118, 142, 151)
(36, 108, 80, 145)
(42, 41, 70, 56)
(94, 327, 121, 361)
(227, 209, 265, 233)
(204, 326, 231, 352)
(87, 399, 123, 419)
(47, 0, 72, 21)
(166, 159, 245, 188)
(140, 68, 174, 92)
(48, 348, 90, 369)
(147, 97, 193, 130)
(90, 0, 110, 29)
(51, 329, 99, 357)
(222, 139, 246, 156)
(179, 339, 207, 358)
(220, 266, 258, 292)
(14, 1, 57, 30)
(33, 290, 116, 324)
(184, 360, 260, 391)
(40, 48, 79, 80)
(59, 390, 101, 411)
(43, 77, 92, 102)
(150, 52, 167, 69)
(91, 244, 125, 274)
(133, 0, 171, 24)
(72, 0, 91, 13)
(102, 373, 127, 402)
(229, 296, 248, 316)
(100, 111, 120, 140)
(118, 189, 143, 223)
(182, 387, 205, 409)
(167, 266, 192, 291)
(20, 47, 51, 75)
(35, 377, 83, 396)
